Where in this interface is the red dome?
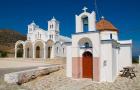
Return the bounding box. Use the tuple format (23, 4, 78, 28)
(96, 18, 118, 32)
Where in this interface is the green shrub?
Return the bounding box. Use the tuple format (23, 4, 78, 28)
(0, 51, 7, 57)
(132, 56, 139, 64)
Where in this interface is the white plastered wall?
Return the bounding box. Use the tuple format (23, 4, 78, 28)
(75, 11, 96, 33)
(100, 31, 118, 40)
(66, 46, 72, 77)
(72, 32, 100, 58)
(117, 44, 132, 72)
(100, 41, 113, 82)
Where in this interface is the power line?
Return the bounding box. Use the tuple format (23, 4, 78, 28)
(94, 0, 101, 20)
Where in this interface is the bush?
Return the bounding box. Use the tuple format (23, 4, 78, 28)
(0, 51, 7, 57)
(132, 56, 139, 64)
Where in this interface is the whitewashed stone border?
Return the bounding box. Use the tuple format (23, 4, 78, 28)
(4, 65, 63, 84)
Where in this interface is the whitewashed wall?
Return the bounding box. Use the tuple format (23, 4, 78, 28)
(66, 46, 72, 77)
(100, 31, 118, 40)
(117, 44, 132, 71)
(100, 41, 113, 82)
(72, 32, 100, 58)
(112, 45, 118, 81)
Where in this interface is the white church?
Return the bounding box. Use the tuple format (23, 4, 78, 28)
(15, 17, 71, 59)
(66, 7, 132, 82)
(15, 6, 132, 82)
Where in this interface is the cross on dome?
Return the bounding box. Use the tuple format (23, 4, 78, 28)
(82, 6, 88, 12)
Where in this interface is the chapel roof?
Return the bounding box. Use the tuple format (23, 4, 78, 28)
(96, 17, 118, 32)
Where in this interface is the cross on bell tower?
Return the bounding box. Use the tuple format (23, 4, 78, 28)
(82, 6, 88, 12)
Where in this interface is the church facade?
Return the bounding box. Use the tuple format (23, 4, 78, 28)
(15, 17, 71, 59)
(66, 7, 132, 82)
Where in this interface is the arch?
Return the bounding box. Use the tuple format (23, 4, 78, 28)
(15, 40, 25, 48)
(25, 41, 33, 58)
(16, 44, 24, 58)
(34, 40, 45, 58)
(46, 40, 54, 58)
(82, 16, 89, 32)
(15, 40, 25, 58)
(27, 48, 29, 58)
(78, 37, 92, 48)
(36, 46, 40, 58)
(82, 51, 93, 78)
(80, 12, 90, 33)
(79, 12, 90, 18)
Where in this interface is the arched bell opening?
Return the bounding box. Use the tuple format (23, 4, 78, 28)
(82, 16, 89, 32)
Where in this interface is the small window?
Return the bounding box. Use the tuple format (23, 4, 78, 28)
(110, 34, 113, 39)
(38, 32, 39, 38)
(49, 35, 51, 39)
(63, 48, 64, 54)
(57, 47, 59, 53)
(84, 42, 89, 48)
(103, 60, 107, 67)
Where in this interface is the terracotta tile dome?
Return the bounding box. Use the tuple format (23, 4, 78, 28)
(96, 18, 118, 32)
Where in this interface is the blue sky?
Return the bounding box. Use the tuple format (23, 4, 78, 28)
(0, 0, 140, 56)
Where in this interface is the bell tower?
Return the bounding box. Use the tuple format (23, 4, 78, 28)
(48, 17, 59, 35)
(75, 6, 96, 33)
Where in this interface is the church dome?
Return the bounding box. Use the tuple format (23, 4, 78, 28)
(96, 17, 118, 32)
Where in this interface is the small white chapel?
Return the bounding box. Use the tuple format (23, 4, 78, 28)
(66, 7, 132, 82)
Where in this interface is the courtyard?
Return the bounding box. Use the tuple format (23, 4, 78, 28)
(0, 59, 139, 90)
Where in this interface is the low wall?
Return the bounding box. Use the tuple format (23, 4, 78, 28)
(4, 65, 63, 84)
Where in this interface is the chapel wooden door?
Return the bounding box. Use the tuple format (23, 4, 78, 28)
(82, 51, 93, 78)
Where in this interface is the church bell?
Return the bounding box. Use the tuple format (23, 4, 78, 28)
(83, 17, 88, 25)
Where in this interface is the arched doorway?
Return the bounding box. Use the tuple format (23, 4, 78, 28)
(25, 41, 33, 58)
(82, 51, 93, 78)
(27, 48, 29, 58)
(36, 46, 40, 58)
(48, 47, 52, 58)
(17, 44, 23, 58)
(46, 40, 54, 58)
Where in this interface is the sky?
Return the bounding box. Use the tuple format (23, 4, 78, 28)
(0, 0, 139, 56)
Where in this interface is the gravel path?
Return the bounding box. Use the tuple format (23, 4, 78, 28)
(23, 64, 140, 90)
